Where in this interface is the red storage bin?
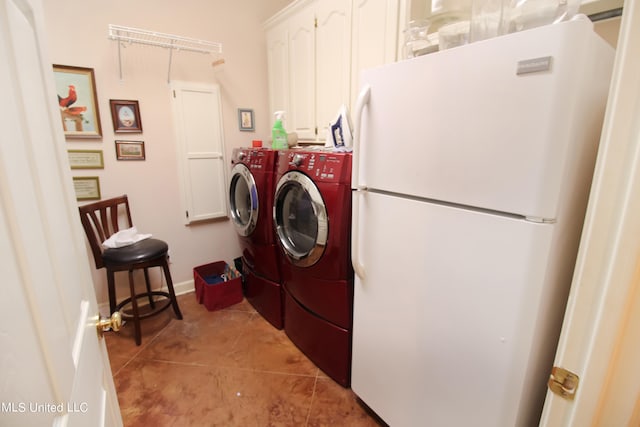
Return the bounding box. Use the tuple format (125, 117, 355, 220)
(193, 261, 243, 311)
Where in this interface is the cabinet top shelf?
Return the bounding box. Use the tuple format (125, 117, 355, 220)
(108, 24, 222, 55)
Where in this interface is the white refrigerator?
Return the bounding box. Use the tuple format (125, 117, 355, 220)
(350, 17, 614, 427)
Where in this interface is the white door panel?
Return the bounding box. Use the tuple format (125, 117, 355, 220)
(288, 5, 315, 140)
(540, 5, 640, 425)
(171, 82, 228, 224)
(315, 0, 351, 140)
(0, 0, 121, 425)
(350, 0, 400, 112)
(266, 20, 289, 128)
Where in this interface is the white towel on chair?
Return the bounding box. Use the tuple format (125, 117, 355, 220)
(102, 226, 152, 248)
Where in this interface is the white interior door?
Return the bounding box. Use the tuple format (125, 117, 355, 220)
(170, 81, 228, 224)
(539, 2, 640, 425)
(0, 0, 122, 426)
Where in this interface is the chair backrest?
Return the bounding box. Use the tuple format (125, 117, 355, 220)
(78, 195, 133, 269)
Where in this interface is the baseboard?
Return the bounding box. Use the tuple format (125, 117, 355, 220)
(97, 279, 195, 316)
(172, 279, 196, 297)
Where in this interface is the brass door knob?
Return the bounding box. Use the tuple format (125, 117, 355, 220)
(96, 312, 122, 338)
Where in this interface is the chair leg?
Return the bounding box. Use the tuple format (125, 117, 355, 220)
(128, 269, 142, 346)
(107, 269, 117, 314)
(143, 268, 156, 309)
(162, 259, 183, 320)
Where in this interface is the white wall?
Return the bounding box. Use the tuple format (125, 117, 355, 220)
(42, 0, 292, 305)
(593, 16, 621, 47)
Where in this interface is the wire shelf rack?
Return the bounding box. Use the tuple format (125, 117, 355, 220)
(108, 24, 223, 81)
(108, 24, 222, 54)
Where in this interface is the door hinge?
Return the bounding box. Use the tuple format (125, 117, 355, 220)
(186, 210, 189, 219)
(173, 90, 176, 98)
(548, 366, 579, 400)
(314, 18, 317, 28)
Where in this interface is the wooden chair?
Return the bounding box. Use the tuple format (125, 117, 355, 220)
(79, 195, 182, 345)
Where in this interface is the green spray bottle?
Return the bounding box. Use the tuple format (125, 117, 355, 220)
(272, 111, 288, 150)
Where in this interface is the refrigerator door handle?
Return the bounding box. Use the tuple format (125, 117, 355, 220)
(352, 84, 371, 191)
(351, 84, 371, 280)
(351, 189, 366, 280)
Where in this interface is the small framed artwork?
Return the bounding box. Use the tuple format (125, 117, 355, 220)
(110, 99, 143, 133)
(52, 65, 102, 139)
(115, 140, 145, 160)
(238, 108, 254, 132)
(73, 176, 101, 201)
(68, 149, 104, 169)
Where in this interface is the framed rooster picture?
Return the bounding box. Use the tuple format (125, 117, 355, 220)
(52, 65, 102, 139)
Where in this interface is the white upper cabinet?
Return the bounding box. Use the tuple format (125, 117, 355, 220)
(315, 0, 352, 141)
(265, 0, 404, 143)
(288, 4, 317, 140)
(266, 19, 290, 129)
(350, 0, 402, 111)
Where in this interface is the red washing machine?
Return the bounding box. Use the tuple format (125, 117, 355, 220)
(273, 149, 353, 387)
(229, 148, 282, 329)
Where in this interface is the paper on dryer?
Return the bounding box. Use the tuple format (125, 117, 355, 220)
(102, 226, 152, 248)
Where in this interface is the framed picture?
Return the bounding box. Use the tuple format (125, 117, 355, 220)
(72, 176, 101, 201)
(110, 100, 143, 133)
(115, 140, 145, 160)
(52, 65, 102, 139)
(238, 108, 254, 132)
(68, 149, 104, 169)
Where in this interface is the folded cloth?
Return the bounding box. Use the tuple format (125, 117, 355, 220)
(203, 274, 225, 285)
(102, 226, 152, 249)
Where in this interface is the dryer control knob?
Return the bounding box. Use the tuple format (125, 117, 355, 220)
(238, 151, 247, 161)
(291, 154, 304, 167)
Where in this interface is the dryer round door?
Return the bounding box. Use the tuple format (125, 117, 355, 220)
(229, 163, 258, 236)
(273, 171, 328, 267)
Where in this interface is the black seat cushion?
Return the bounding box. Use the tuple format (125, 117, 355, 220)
(102, 238, 168, 267)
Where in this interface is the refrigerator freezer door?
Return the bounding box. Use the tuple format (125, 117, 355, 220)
(351, 191, 557, 426)
(356, 18, 613, 219)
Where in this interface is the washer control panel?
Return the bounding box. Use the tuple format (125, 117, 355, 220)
(278, 150, 352, 184)
(232, 148, 275, 171)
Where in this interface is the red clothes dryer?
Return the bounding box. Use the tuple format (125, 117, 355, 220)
(272, 149, 353, 386)
(229, 148, 282, 329)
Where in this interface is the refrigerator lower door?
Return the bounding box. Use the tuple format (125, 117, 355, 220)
(351, 191, 557, 426)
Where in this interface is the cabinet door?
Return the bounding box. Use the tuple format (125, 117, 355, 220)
(315, 0, 352, 142)
(288, 5, 316, 140)
(350, 0, 401, 111)
(266, 21, 289, 131)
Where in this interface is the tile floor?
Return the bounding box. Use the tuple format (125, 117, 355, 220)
(105, 292, 384, 426)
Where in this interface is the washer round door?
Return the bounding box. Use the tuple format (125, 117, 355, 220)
(229, 163, 258, 236)
(273, 171, 328, 267)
